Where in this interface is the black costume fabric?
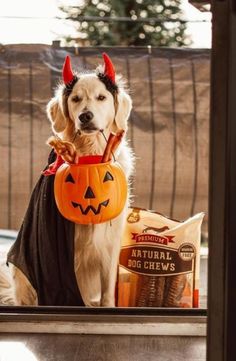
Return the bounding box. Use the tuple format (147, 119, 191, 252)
(7, 151, 85, 306)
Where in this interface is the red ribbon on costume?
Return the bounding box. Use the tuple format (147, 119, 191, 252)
(43, 155, 65, 176)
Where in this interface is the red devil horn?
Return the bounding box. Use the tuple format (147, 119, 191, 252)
(63, 55, 74, 84)
(102, 53, 115, 83)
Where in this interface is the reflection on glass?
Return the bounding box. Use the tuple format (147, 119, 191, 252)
(0, 342, 38, 361)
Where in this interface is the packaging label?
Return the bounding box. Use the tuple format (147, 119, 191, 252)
(120, 244, 194, 276)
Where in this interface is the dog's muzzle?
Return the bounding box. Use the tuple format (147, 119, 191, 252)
(78, 111, 98, 132)
(79, 111, 94, 124)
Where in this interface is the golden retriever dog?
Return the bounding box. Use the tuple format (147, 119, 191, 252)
(7, 53, 134, 307)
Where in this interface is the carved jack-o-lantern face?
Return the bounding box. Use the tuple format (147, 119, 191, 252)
(54, 156, 127, 224)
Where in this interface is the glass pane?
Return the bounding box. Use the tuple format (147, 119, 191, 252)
(0, 1, 211, 314)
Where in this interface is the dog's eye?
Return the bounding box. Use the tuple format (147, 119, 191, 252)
(97, 95, 106, 101)
(72, 95, 82, 103)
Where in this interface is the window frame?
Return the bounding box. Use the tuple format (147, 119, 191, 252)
(0, 306, 206, 336)
(207, 1, 236, 360)
(0, 22, 213, 341)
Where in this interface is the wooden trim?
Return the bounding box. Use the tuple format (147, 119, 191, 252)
(207, 1, 236, 360)
(0, 307, 206, 335)
(0, 313, 206, 336)
(188, 0, 211, 12)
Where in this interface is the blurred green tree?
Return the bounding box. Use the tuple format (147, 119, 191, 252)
(59, 0, 191, 47)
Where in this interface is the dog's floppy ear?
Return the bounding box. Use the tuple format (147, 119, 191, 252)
(47, 96, 67, 134)
(47, 56, 75, 134)
(114, 90, 132, 131)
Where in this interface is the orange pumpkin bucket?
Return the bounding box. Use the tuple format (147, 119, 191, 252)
(54, 155, 128, 224)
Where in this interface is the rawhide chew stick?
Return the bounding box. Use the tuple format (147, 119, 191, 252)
(136, 275, 149, 307)
(153, 276, 165, 307)
(47, 136, 77, 164)
(163, 274, 187, 307)
(101, 131, 125, 163)
(136, 275, 166, 307)
(101, 132, 117, 163)
(110, 130, 125, 155)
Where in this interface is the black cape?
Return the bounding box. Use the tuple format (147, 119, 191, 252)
(7, 151, 85, 306)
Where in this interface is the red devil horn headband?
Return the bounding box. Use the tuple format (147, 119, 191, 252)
(103, 52, 115, 83)
(62, 53, 116, 86)
(63, 55, 74, 84)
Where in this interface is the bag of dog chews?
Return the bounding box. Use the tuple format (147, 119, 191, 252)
(118, 208, 204, 308)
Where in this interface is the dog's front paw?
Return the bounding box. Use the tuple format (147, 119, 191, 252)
(89, 300, 101, 307)
(101, 294, 115, 307)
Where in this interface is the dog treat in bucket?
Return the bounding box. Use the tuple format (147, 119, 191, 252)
(118, 208, 204, 308)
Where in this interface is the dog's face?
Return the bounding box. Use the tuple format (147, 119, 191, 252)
(47, 54, 132, 138)
(67, 74, 115, 134)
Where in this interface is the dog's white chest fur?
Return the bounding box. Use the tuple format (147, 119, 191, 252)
(74, 212, 126, 306)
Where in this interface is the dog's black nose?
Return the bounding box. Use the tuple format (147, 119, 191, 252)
(79, 111, 94, 124)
